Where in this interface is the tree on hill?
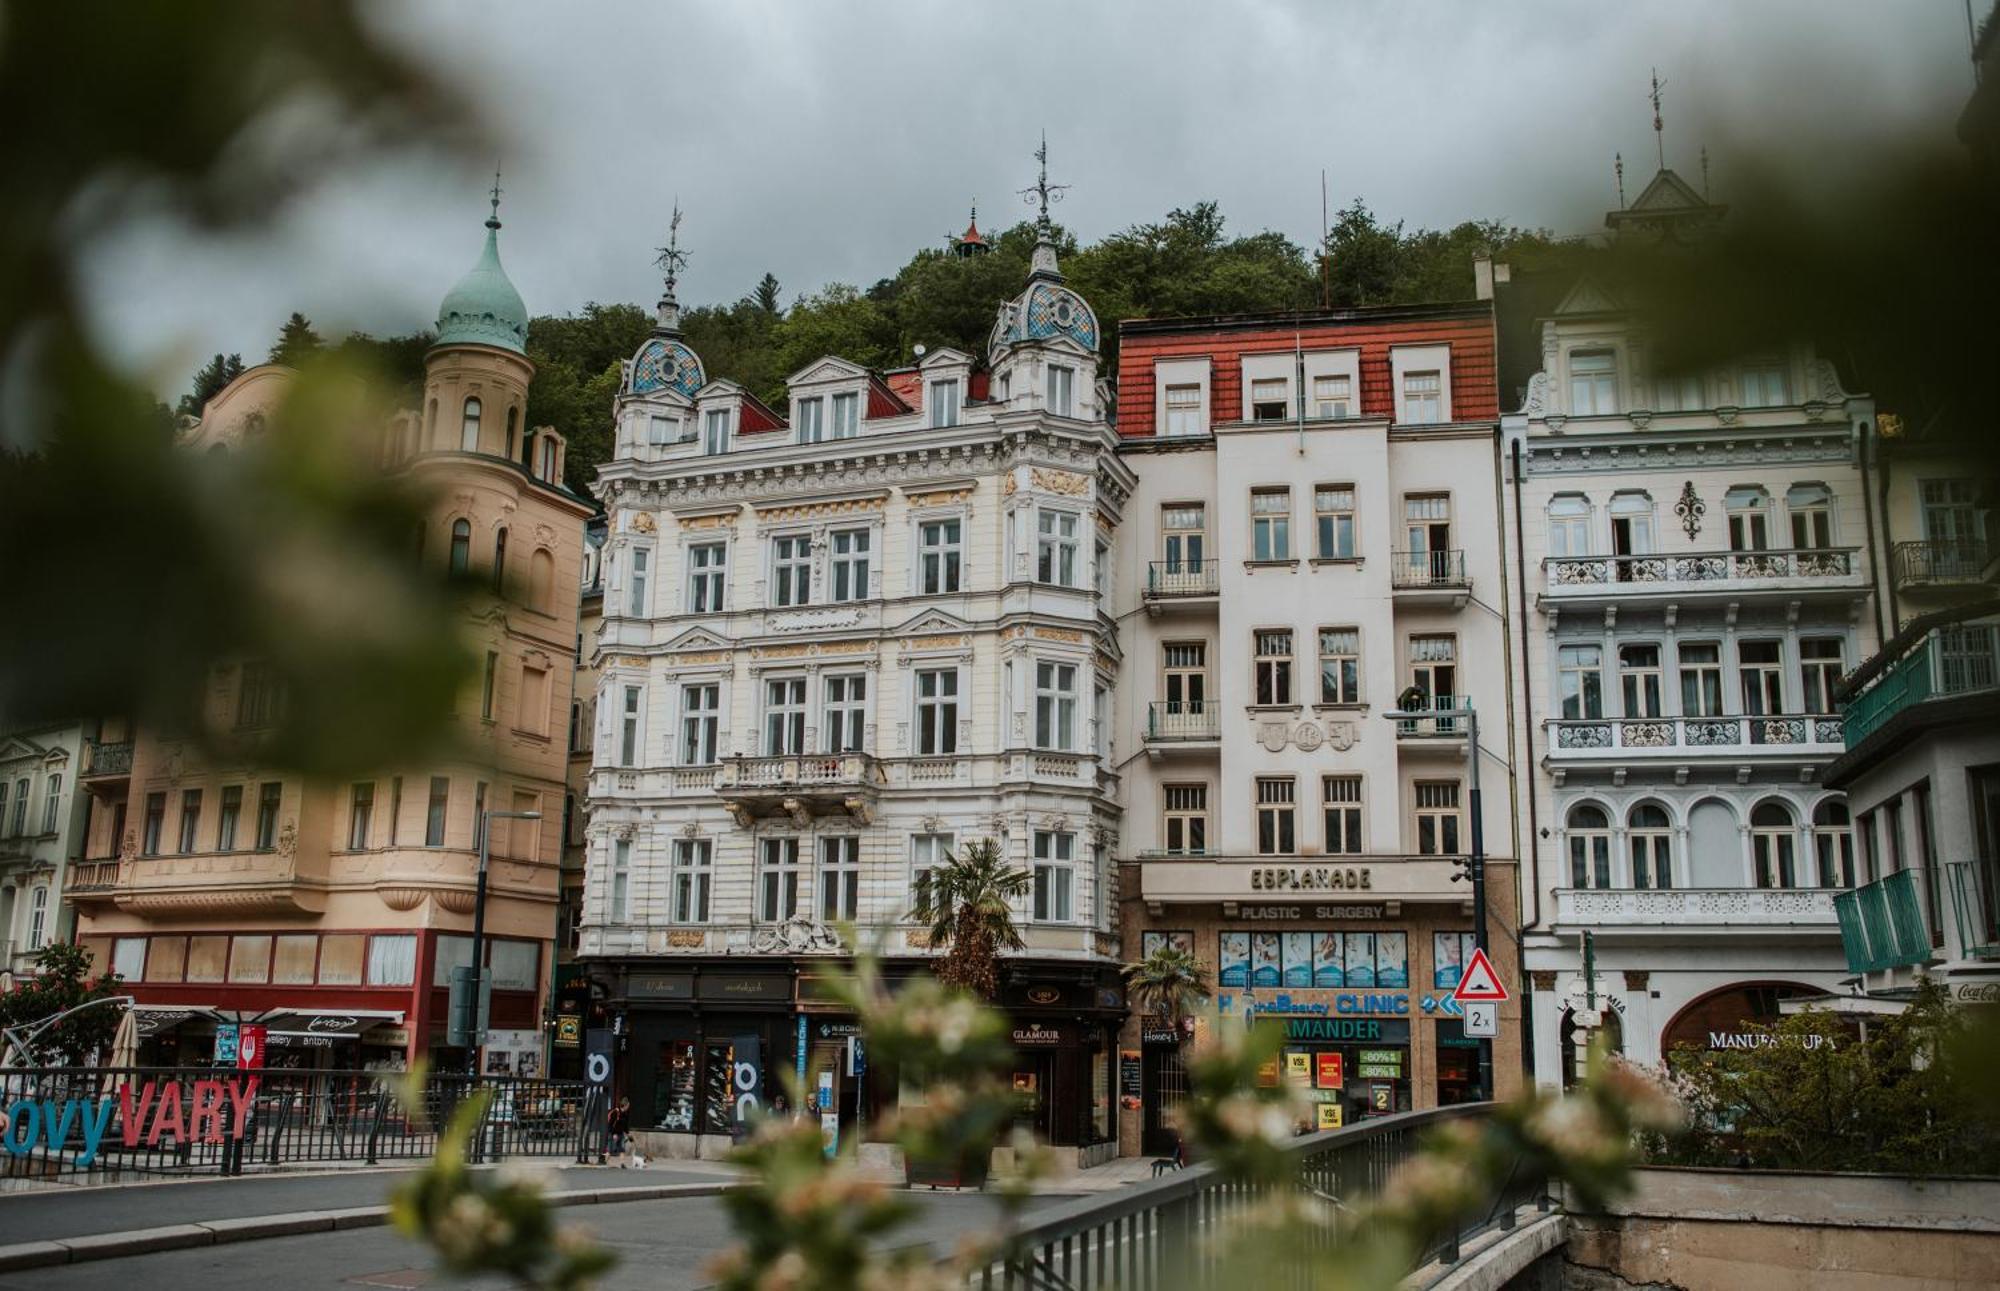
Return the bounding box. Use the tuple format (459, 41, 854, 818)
(177, 351, 245, 417)
(1322, 199, 1572, 307)
(752, 272, 782, 316)
(269, 311, 325, 367)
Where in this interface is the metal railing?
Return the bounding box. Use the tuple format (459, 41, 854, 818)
(1147, 701, 1220, 741)
(0, 1067, 598, 1181)
(1946, 860, 2000, 960)
(1892, 539, 1991, 587)
(968, 1105, 1540, 1288)
(1834, 870, 1932, 973)
(1547, 714, 1844, 753)
(1841, 624, 2000, 748)
(1544, 547, 1858, 591)
(1392, 550, 1469, 589)
(82, 740, 134, 777)
(1396, 695, 1466, 738)
(1145, 560, 1220, 598)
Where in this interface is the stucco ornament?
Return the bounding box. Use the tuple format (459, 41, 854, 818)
(750, 917, 842, 954)
(1258, 721, 1290, 753)
(1293, 721, 1325, 751)
(1326, 721, 1357, 752)
(1674, 480, 1706, 541)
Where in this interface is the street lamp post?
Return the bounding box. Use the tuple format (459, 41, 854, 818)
(466, 808, 542, 1075)
(1384, 689, 1490, 1102)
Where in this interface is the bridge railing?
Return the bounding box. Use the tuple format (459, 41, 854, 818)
(971, 1104, 1544, 1289)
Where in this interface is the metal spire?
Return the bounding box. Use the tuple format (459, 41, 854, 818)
(487, 164, 503, 230)
(1615, 152, 1626, 209)
(654, 200, 689, 299)
(1020, 130, 1068, 239)
(1650, 69, 1667, 170)
(1700, 146, 1711, 200)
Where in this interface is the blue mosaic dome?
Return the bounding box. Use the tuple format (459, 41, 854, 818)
(435, 225, 529, 354)
(628, 337, 706, 398)
(990, 280, 1100, 361)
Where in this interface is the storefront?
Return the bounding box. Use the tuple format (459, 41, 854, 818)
(998, 975, 1123, 1162)
(616, 966, 792, 1146)
(1271, 1015, 1413, 1127)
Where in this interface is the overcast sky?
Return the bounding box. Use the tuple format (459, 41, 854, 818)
(86, 0, 1980, 397)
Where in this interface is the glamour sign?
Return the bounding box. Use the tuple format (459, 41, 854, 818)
(0, 1076, 260, 1168)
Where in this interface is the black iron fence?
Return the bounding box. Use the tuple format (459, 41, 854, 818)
(0, 1066, 601, 1182)
(971, 1105, 1545, 1289)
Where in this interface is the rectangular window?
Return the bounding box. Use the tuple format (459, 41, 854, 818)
(1251, 378, 1289, 421)
(831, 391, 858, 439)
(1033, 830, 1075, 921)
(146, 932, 187, 981)
(758, 677, 803, 757)
(1037, 510, 1080, 586)
(628, 548, 649, 617)
(610, 838, 630, 921)
(1557, 644, 1605, 719)
(228, 934, 272, 984)
(795, 396, 825, 444)
(1161, 504, 1206, 577)
(1047, 365, 1075, 417)
(758, 838, 801, 922)
(1410, 634, 1459, 722)
(829, 528, 871, 602)
(1318, 627, 1360, 704)
(424, 776, 448, 848)
(1251, 487, 1292, 561)
(1801, 638, 1844, 714)
(1255, 629, 1294, 705)
(703, 408, 730, 454)
(113, 937, 147, 982)
(1323, 776, 1364, 854)
(1726, 489, 1771, 551)
(1315, 485, 1356, 559)
(216, 785, 242, 851)
(367, 934, 417, 987)
(620, 685, 642, 766)
(1162, 642, 1208, 721)
(1788, 484, 1833, 549)
(480, 650, 497, 720)
(1568, 349, 1619, 415)
(819, 836, 859, 922)
(1679, 642, 1724, 716)
(25, 887, 45, 950)
(1164, 383, 1203, 436)
(347, 782, 374, 850)
(1416, 781, 1462, 855)
(176, 789, 202, 854)
(910, 832, 954, 911)
(1163, 783, 1208, 855)
(1034, 661, 1078, 750)
(680, 683, 718, 765)
(822, 673, 866, 753)
(237, 662, 282, 731)
(918, 519, 963, 594)
(772, 534, 812, 607)
(686, 542, 726, 613)
(1739, 640, 1785, 715)
(1256, 777, 1297, 855)
(1313, 374, 1353, 419)
(647, 414, 676, 448)
(255, 781, 282, 851)
(1619, 644, 1664, 718)
(1401, 370, 1443, 424)
(1739, 361, 1789, 406)
(928, 379, 960, 428)
(672, 839, 712, 922)
(1548, 495, 1592, 557)
(41, 776, 60, 835)
(915, 668, 959, 755)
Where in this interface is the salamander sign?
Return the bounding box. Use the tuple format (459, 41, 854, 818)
(0, 1076, 260, 1168)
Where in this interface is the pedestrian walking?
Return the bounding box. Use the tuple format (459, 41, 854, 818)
(606, 1095, 632, 1168)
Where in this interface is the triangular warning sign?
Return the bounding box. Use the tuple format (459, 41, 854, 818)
(1451, 947, 1509, 1003)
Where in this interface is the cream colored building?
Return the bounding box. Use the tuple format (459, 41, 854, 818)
(69, 203, 592, 1067)
(0, 720, 93, 973)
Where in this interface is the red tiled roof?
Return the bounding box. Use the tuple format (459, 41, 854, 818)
(736, 389, 787, 434)
(867, 373, 913, 419)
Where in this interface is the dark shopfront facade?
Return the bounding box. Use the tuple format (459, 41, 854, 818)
(596, 956, 1127, 1165)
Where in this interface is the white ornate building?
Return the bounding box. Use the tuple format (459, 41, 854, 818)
(0, 721, 92, 973)
(582, 190, 1134, 1162)
(1496, 165, 1877, 1085)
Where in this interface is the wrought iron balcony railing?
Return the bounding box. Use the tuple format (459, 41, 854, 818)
(1391, 549, 1469, 589)
(1145, 559, 1220, 598)
(1892, 538, 1991, 588)
(83, 740, 134, 778)
(1544, 547, 1859, 593)
(1548, 713, 1844, 755)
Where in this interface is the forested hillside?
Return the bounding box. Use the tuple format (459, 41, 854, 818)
(192, 201, 1564, 497)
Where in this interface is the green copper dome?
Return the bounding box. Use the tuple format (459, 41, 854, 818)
(434, 216, 528, 354)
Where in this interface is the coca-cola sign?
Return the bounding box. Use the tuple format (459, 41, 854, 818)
(1955, 982, 1999, 1005)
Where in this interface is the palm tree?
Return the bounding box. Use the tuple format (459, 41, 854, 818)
(1125, 943, 1211, 1041)
(908, 837, 1030, 1000)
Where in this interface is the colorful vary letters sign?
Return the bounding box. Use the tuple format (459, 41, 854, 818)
(0, 1076, 260, 1168)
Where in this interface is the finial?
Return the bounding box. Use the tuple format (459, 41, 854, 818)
(654, 200, 688, 298)
(1615, 152, 1626, 209)
(1650, 68, 1667, 170)
(487, 163, 503, 230)
(1700, 146, 1710, 200)
(1020, 129, 1069, 240)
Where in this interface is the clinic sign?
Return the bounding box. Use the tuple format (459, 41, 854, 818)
(0, 1075, 260, 1168)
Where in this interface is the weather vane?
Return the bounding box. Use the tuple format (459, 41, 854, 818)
(1019, 131, 1069, 236)
(654, 200, 689, 297)
(487, 164, 503, 229)
(1614, 152, 1625, 209)
(1650, 68, 1667, 170)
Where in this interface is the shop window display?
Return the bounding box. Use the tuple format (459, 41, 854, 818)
(1220, 929, 1411, 990)
(1432, 932, 1478, 988)
(655, 1040, 696, 1131)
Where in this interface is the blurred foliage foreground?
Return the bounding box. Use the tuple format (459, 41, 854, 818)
(391, 948, 1686, 1291)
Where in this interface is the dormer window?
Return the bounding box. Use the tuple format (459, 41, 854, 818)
(796, 397, 825, 444)
(1312, 375, 1352, 419)
(1164, 384, 1203, 436)
(831, 391, 859, 439)
(647, 415, 680, 449)
(928, 380, 960, 429)
(1401, 372, 1443, 424)
(703, 408, 730, 455)
(1568, 350, 1619, 415)
(1740, 359, 1790, 407)
(1251, 379, 1289, 422)
(1047, 365, 1076, 418)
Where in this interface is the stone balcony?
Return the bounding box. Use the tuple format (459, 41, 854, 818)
(714, 752, 884, 826)
(62, 857, 123, 906)
(1552, 885, 1840, 938)
(595, 750, 1103, 802)
(1540, 547, 1865, 610)
(72, 850, 327, 916)
(1545, 714, 1844, 765)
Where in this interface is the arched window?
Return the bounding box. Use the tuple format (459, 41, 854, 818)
(1787, 483, 1833, 550)
(1812, 798, 1854, 888)
(1725, 485, 1771, 552)
(505, 406, 519, 462)
(492, 527, 508, 596)
(425, 398, 438, 448)
(460, 397, 482, 453)
(449, 519, 471, 576)
(530, 548, 555, 613)
(1629, 802, 1673, 890)
(1547, 494, 1592, 558)
(1751, 801, 1799, 889)
(1566, 803, 1612, 889)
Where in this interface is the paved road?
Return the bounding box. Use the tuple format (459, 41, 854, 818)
(0, 1163, 734, 1245)
(0, 1189, 1069, 1291)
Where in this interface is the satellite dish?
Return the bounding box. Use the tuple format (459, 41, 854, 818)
(913, 344, 927, 359)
